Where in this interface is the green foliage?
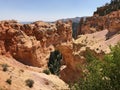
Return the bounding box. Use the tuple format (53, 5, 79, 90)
(48, 50, 62, 76)
(43, 69, 50, 75)
(85, 49, 98, 63)
(6, 78, 12, 85)
(71, 43, 120, 90)
(96, 0, 120, 16)
(2, 64, 8, 72)
(25, 79, 34, 88)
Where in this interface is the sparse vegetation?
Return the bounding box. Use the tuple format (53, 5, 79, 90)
(2, 64, 8, 72)
(6, 78, 12, 85)
(94, 0, 120, 16)
(96, 48, 99, 51)
(71, 43, 120, 90)
(48, 50, 62, 76)
(19, 69, 24, 73)
(25, 79, 34, 88)
(85, 48, 98, 63)
(45, 81, 49, 85)
(43, 69, 50, 75)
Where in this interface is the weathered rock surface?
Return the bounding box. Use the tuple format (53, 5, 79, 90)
(77, 10, 120, 35)
(0, 56, 69, 90)
(0, 20, 72, 67)
(57, 29, 120, 83)
(0, 20, 72, 89)
(56, 44, 83, 83)
(75, 29, 120, 55)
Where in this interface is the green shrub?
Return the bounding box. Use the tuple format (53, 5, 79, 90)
(19, 69, 24, 73)
(85, 49, 98, 63)
(71, 43, 120, 90)
(6, 78, 12, 85)
(2, 64, 8, 72)
(96, 0, 120, 16)
(43, 69, 50, 75)
(25, 79, 34, 88)
(48, 50, 62, 76)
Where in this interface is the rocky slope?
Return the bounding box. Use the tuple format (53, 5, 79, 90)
(61, 1, 120, 83)
(77, 10, 120, 35)
(57, 29, 120, 83)
(0, 20, 72, 90)
(0, 56, 69, 90)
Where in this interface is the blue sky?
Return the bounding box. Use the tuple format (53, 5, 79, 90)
(0, 0, 111, 21)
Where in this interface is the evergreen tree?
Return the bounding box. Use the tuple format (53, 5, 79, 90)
(48, 50, 62, 75)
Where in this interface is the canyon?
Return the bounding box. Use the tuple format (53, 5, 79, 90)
(0, 20, 72, 67)
(0, 20, 72, 90)
(0, 0, 120, 90)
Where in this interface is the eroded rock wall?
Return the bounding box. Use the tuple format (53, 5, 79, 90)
(0, 20, 72, 67)
(57, 29, 120, 83)
(77, 10, 120, 35)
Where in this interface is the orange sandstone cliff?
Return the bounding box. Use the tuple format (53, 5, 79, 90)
(0, 20, 72, 67)
(77, 9, 120, 36)
(0, 20, 72, 90)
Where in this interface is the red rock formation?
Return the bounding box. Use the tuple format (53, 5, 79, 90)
(0, 20, 72, 68)
(56, 45, 83, 83)
(77, 10, 120, 36)
(0, 20, 72, 89)
(57, 29, 120, 83)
